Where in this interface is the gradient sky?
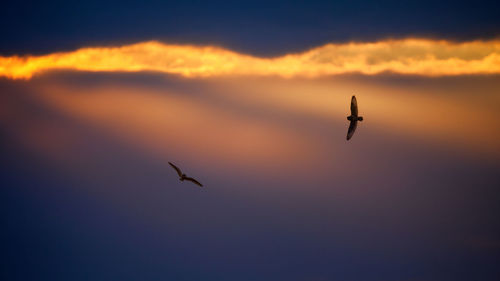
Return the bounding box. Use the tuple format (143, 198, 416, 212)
(1, 1, 500, 281)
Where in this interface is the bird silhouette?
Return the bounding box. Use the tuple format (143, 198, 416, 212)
(168, 162, 203, 187)
(346, 95, 363, 140)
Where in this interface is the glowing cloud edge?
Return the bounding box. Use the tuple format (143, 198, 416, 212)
(1, 38, 500, 79)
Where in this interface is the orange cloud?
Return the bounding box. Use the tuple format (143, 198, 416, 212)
(1, 39, 500, 79)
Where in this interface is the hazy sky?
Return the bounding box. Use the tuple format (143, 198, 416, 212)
(1, 1, 500, 281)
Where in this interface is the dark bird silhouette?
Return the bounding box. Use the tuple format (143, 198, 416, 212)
(346, 95, 363, 140)
(168, 162, 203, 187)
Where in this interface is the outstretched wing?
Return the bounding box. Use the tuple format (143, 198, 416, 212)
(184, 177, 203, 187)
(168, 162, 183, 177)
(350, 95, 358, 116)
(347, 120, 357, 140)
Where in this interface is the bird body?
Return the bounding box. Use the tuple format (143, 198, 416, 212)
(346, 95, 363, 140)
(347, 116, 363, 122)
(168, 162, 203, 187)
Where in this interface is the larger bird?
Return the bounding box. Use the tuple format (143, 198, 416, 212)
(168, 162, 203, 187)
(346, 95, 363, 140)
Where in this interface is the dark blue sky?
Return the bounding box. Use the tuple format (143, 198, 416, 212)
(1, 0, 499, 56)
(2, 72, 500, 281)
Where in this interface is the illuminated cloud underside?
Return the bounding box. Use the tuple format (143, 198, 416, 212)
(1, 39, 500, 79)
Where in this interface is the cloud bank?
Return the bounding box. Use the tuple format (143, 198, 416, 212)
(1, 39, 500, 79)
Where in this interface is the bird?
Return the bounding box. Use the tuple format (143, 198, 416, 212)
(168, 162, 203, 187)
(346, 95, 363, 140)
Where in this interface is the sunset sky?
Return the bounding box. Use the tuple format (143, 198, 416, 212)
(1, 1, 500, 281)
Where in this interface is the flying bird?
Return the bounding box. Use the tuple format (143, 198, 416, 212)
(346, 95, 364, 140)
(168, 162, 203, 187)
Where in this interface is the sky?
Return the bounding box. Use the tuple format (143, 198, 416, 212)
(1, 1, 500, 281)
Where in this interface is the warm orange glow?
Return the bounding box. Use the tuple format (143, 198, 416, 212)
(23, 77, 498, 164)
(209, 78, 500, 155)
(34, 83, 319, 174)
(1, 39, 500, 79)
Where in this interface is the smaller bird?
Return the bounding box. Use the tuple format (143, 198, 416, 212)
(168, 162, 203, 187)
(346, 95, 364, 140)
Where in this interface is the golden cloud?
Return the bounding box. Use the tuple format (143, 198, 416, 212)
(1, 39, 500, 79)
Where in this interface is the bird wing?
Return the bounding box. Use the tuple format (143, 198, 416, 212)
(184, 177, 203, 187)
(350, 95, 358, 116)
(347, 120, 357, 140)
(168, 162, 183, 177)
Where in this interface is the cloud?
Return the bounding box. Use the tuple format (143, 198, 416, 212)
(1, 39, 500, 79)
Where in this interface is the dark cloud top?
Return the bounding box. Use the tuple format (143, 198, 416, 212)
(1, 0, 499, 56)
